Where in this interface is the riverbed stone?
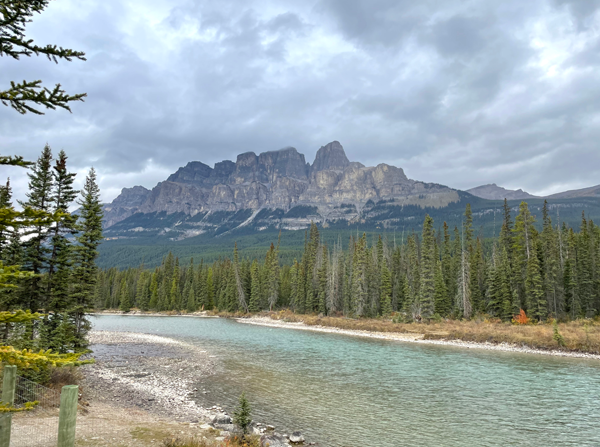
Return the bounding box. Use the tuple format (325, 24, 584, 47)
(260, 433, 290, 446)
(289, 432, 305, 444)
(211, 413, 232, 425)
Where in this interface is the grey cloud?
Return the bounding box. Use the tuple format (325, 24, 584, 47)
(1, 0, 599, 203)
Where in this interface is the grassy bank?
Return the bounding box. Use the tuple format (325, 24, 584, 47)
(258, 310, 600, 354)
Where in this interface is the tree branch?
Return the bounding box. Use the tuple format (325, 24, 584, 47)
(0, 80, 86, 114)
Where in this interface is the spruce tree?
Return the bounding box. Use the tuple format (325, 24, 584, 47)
(0, 179, 13, 258)
(434, 259, 450, 316)
(71, 168, 103, 349)
(525, 239, 546, 321)
(47, 150, 78, 311)
(316, 245, 328, 314)
(19, 145, 54, 311)
(233, 392, 252, 436)
(249, 260, 261, 312)
(419, 215, 436, 319)
(1, 0, 87, 115)
(119, 278, 131, 312)
(380, 259, 393, 316)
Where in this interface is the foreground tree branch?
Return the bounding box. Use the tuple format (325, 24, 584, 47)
(0, 0, 87, 114)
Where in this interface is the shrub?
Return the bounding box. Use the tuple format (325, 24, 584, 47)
(233, 392, 252, 436)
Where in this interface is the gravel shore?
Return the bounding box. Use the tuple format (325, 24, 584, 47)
(82, 330, 310, 445)
(84, 330, 217, 421)
(238, 316, 600, 360)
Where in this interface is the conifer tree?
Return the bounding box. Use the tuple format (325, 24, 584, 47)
(525, 239, 546, 321)
(317, 245, 328, 314)
(119, 278, 131, 312)
(456, 226, 472, 319)
(19, 145, 54, 310)
(1, 0, 87, 115)
(47, 150, 78, 311)
(464, 204, 474, 248)
(419, 215, 436, 319)
(249, 260, 261, 312)
(434, 259, 450, 316)
(0, 179, 13, 258)
(351, 234, 367, 316)
(71, 168, 103, 348)
(380, 259, 392, 316)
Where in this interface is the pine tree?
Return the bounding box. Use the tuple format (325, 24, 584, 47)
(351, 234, 368, 316)
(119, 278, 131, 312)
(525, 238, 546, 321)
(456, 226, 471, 319)
(464, 203, 474, 247)
(1, 1, 87, 115)
(0, 179, 13, 259)
(434, 259, 450, 316)
(71, 168, 103, 349)
(19, 145, 54, 311)
(47, 150, 78, 311)
(419, 215, 436, 319)
(249, 260, 261, 312)
(317, 245, 328, 315)
(380, 259, 392, 316)
(233, 392, 252, 436)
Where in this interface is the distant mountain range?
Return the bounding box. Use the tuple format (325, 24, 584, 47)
(466, 183, 600, 201)
(466, 184, 538, 201)
(98, 141, 600, 267)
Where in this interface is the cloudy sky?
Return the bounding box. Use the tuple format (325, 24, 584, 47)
(1, 0, 599, 203)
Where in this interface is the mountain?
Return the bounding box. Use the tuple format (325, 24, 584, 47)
(97, 141, 600, 268)
(467, 184, 538, 201)
(545, 184, 600, 199)
(102, 141, 460, 238)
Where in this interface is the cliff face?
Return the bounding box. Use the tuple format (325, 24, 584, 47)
(103, 141, 459, 229)
(103, 185, 151, 227)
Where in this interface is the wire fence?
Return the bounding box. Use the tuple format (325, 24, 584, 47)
(2, 368, 211, 447)
(9, 375, 60, 447)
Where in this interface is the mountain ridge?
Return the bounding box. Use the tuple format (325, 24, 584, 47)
(103, 141, 460, 233)
(466, 183, 538, 201)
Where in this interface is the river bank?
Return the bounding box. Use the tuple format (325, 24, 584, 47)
(237, 316, 600, 360)
(79, 330, 308, 446)
(93, 310, 600, 359)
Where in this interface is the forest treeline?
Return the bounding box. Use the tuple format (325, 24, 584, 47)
(0, 145, 103, 352)
(96, 200, 600, 322)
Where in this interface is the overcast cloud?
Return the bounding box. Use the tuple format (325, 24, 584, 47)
(1, 0, 599, 203)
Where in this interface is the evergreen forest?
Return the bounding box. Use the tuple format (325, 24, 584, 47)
(95, 201, 600, 322)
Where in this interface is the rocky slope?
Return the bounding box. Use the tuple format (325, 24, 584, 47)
(103, 141, 459, 234)
(545, 184, 600, 199)
(466, 183, 538, 201)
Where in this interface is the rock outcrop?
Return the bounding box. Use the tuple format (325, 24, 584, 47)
(103, 185, 151, 227)
(103, 141, 460, 229)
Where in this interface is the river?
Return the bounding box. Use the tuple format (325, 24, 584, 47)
(91, 315, 600, 447)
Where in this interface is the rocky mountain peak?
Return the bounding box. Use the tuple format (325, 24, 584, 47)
(258, 147, 308, 181)
(312, 141, 350, 173)
(167, 161, 213, 184)
(110, 185, 150, 207)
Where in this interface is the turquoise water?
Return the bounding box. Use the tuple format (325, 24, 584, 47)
(91, 316, 600, 446)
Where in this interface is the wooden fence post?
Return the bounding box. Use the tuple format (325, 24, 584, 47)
(57, 385, 78, 447)
(0, 365, 17, 447)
